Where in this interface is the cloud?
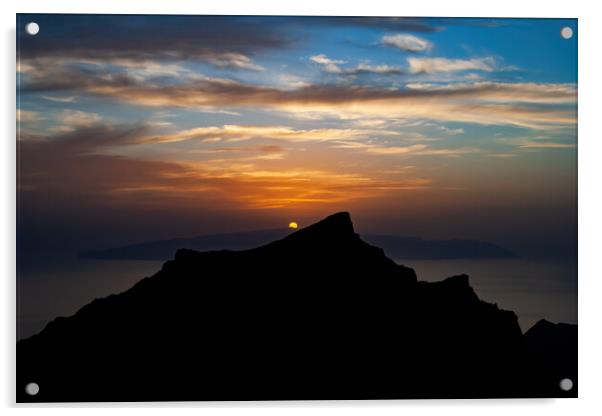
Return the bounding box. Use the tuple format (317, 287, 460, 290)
(19, 63, 141, 93)
(145, 124, 398, 144)
(407, 57, 497, 73)
(381, 34, 433, 52)
(518, 141, 576, 149)
(310, 54, 347, 74)
(20, 63, 577, 130)
(18, 15, 438, 64)
(17, 109, 42, 123)
(310, 54, 404, 75)
(403, 82, 575, 104)
(20, 124, 149, 156)
(364, 144, 429, 155)
(41, 95, 78, 103)
(350, 63, 405, 75)
(488, 153, 517, 158)
(441, 127, 465, 135)
(18, 123, 432, 212)
(56, 110, 102, 128)
(494, 135, 577, 152)
(206, 53, 265, 71)
(190, 144, 287, 160)
(18, 15, 288, 66)
(273, 74, 311, 90)
(412, 147, 480, 156)
(334, 141, 480, 157)
(90, 59, 191, 79)
(415, 122, 465, 136)
(15, 15, 444, 81)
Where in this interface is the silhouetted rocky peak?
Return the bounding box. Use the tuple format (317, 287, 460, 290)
(80, 211, 518, 261)
(170, 210, 415, 287)
(285, 211, 356, 240)
(524, 319, 577, 395)
(525, 319, 577, 353)
(526, 319, 576, 336)
(260, 211, 366, 255)
(17, 212, 575, 401)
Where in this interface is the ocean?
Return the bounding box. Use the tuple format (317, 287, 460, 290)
(400, 258, 577, 331)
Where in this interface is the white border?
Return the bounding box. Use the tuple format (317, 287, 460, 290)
(3, 1, 602, 414)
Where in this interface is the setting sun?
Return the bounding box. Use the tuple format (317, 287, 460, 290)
(288, 222, 299, 229)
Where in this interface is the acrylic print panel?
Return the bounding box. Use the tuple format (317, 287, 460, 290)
(16, 14, 577, 402)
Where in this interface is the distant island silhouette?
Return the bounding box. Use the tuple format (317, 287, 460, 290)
(18, 212, 575, 402)
(80, 229, 518, 261)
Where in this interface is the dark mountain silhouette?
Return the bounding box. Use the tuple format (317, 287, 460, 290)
(18, 212, 574, 402)
(80, 229, 518, 261)
(525, 319, 578, 393)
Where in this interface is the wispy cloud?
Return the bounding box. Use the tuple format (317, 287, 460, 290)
(17, 109, 43, 123)
(18, 15, 289, 69)
(381, 34, 433, 52)
(206, 53, 265, 71)
(310, 54, 404, 75)
(18, 123, 433, 210)
(145, 124, 399, 144)
(488, 153, 517, 158)
(518, 141, 576, 149)
(348, 62, 405, 75)
(408, 57, 497, 73)
(492, 135, 577, 154)
(56, 110, 101, 127)
(310, 54, 347, 74)
(404, 82, 575, 104)
(335, 141, 480, 157)
(22, 65, 574, 130)
(41, 95, 78, 103)
(310, 53, 510, 77)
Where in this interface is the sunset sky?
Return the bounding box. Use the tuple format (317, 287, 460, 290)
(17, 15, 577, 258)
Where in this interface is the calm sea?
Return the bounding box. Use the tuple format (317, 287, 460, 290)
(17, 257, 577, 339)
(398, 258, 577, 331)
(17, 259, 164, 340)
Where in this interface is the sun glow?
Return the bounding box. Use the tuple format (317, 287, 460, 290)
(288, 222, 299, 229)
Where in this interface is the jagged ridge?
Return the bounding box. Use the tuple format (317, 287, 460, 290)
(17, 212, 573, 401)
